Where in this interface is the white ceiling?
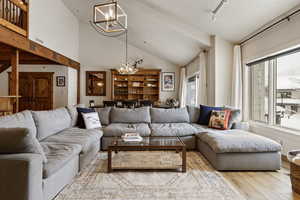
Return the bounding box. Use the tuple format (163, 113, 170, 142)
(62, 0, 300, 66)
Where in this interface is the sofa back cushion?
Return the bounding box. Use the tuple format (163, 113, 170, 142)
(94, 107, 111, 125)
(66, 104, 85, 127)
(150, 108, 190, 123)
(32, 107, 72, 141)
(111, 107, 151, 123)
(0, 110, 37, 138)
(187, 105, 201, 123)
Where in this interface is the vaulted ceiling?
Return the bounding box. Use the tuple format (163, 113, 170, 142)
(62, 0, 300, 66)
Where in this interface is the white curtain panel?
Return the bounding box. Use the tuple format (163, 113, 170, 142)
(231, 45, 243, 110)
(179, 67, 187, 107)
(197, 51, 208, 105)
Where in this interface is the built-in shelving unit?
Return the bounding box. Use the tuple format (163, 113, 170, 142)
(111, 69, 161, 101)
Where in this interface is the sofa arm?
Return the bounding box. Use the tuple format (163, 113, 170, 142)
(233, 121, 250, 131)
(0, 153, 43, 200)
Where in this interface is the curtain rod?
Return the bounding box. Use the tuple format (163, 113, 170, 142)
(240, 8, 300, 45)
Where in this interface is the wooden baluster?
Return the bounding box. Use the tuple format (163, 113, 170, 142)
(3, 0, 6, 20)
(13, 3, 15, 24)
(8, 0, 10, 22)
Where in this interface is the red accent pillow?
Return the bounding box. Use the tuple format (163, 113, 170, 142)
(208, 110, 231, 130)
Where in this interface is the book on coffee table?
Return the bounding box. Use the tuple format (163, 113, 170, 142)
(121, 133, 143, 142)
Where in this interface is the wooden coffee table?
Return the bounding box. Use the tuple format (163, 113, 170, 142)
(107, 136, 186, 173)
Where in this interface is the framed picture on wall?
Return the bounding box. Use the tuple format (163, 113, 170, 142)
(86, 71, 106, 96)
(56, 76, 65, 87)
(162, 72, 175, 92)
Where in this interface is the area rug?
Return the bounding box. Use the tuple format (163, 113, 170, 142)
(55, 151, 245, 200)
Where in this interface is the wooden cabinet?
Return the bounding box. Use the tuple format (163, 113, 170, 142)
(9, 72, 54, 111)
(111, 69, 161, 102)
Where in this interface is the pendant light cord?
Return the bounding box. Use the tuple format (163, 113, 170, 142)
(125, 30, 128, 65)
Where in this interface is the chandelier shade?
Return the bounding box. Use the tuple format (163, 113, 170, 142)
(93, 1, 127, 33)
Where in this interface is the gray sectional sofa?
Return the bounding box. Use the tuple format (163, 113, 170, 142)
(0, 105, 282, 200)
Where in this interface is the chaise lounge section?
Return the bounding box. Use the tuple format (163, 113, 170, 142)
(197, 129, 282, 170)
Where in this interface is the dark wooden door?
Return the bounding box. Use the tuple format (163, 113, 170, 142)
(9, 72, 54, 111)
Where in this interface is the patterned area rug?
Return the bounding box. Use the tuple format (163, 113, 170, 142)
(55, 151, 245, 200)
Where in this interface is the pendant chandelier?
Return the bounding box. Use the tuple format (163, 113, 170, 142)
(117, 30, 139, 75)
(91, 0, 127, 37)
(90, 0, 139, 74)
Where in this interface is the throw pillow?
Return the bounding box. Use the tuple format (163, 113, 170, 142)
(82, 112, 102, 129)
(198, 105, 223, 125)
(0, 128, 47, 163)
(76, 107, 95, 128)
(208, 110, 231, 130)
(224, 106, 241, 129)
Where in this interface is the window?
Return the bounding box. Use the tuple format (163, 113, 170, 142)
(276, 52, 300, 130)
(250, 50, 300, 130)
(186, 75, 198, 106)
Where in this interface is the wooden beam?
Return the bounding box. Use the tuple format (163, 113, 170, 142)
(10, 49, 19, 112)
(77, 68, 81, 104)
(0, 53, 58, 65)
(0, 26, 80, 70)
(0, 64, 11, 73)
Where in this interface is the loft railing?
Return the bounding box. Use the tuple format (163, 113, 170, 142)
(0, 0, 28, 37)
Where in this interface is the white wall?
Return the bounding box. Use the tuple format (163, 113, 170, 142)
(215, 36, 234, 106)
(29, 0, 79, 61)
(79, 22, 180, 106)
(67, 68, 78, 106)
(0, 65, 73, 108)
(207, 36, 233, 106)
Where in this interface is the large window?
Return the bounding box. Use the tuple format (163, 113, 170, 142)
(186, 76, 198, 106)
(250, 51, 300, 130)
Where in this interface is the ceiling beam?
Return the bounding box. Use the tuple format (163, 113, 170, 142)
(0, 63, 11, 73)
(122, 0, 211, 47)
(0, 26, 80, 70)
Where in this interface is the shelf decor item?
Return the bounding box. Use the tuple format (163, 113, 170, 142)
(162, 72, 175, 92)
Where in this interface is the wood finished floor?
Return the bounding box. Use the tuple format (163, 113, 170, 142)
(220, 161, 300, 200)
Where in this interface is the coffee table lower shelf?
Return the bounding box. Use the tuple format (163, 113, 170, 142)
(107, 137, 186, 173)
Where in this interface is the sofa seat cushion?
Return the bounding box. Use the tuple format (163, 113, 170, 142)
(41, 142, 81, 178)
(150, 123, 199, 137)
(197, 130, 282, 153)
(191, 123, 211, 133)
(42, 128, 103, 154)
(103, 123, 151, 137)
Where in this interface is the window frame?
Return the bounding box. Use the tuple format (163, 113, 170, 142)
(248, 48, 300, 131)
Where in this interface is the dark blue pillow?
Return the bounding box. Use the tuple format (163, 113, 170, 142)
(76, 107, 95, 128)
(198, 105, 223, 125)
